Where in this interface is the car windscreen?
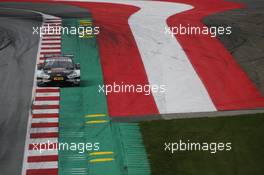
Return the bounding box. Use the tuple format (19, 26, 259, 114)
(44, 58, 74, 70)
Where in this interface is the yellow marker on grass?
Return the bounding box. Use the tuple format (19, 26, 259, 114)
(85, 120, 108, 124)
(79, 20, 92, 26)
(90, 158, 114, 163)
(89, 151, 113, 156)
(85, 114, 106, 118)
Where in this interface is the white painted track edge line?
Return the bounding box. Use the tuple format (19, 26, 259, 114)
(33, 101, 60, 105)
(35, 92, 60, 97)
(32, 117, 59, 123)
(28, 149, 58, 156)
(26, 161, 58, 169)
(21, 13, 43, 175)
(21, 14, 61, 175)
(28, 138, 58, 144)
(30, 127, 58, 133)
(32, 109, 59, 114)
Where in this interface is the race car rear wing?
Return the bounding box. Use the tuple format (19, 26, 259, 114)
(43, 54, 74, 59)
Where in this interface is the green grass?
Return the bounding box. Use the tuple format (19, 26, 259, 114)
(139, 113, 264, 175)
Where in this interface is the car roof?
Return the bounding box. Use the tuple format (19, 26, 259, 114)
(45, 57, 73, 62)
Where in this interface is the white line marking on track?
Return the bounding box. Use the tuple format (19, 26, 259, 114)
(26, 161, 58, 169)
(36, 92, 60, 97)
(33, 100, 60, 105)
(41, 40, 61, 44)
(41, 37, 61, 40)
(41, 45, 61, 48)
(28, 149, 58, 156)
(31, 118, 58, 124)
(21, 11, 57, 175)
(30, 127, 58, 134)
(28, 138, 58, 145)
(32, 109, 59, 115)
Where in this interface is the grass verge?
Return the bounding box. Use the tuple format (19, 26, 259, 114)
(140, 113, 264, 175)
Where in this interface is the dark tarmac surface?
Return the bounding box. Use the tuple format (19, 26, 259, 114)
(0, 3, 90, 175)
(204, 0, 264, 95)
(0, 8, 41, 175)
(0, 2, 91, 18)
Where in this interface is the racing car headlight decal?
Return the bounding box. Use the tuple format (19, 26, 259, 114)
(67, 72, 78, 79)
(40, 72, 50, 79)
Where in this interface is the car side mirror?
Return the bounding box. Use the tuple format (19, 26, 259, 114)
(37, 64, 43, 70)
(75, 63, 80, 69)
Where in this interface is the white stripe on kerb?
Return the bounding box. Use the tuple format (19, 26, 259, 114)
(26, 161, 58, 169)
(30, 127, 58, 134)
(28, 149, 58, 156)
(32, 109, 59, 114)
(32, 117, 58, 123)
(36, 92, 60, 97)
(28, 138, 58, 145)
(33, 100, 60, 105)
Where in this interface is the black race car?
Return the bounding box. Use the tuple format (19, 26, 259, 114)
(37, 54, 80, 86)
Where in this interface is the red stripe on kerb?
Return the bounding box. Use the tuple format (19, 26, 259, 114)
(41, 43, 61, 45)
(42, 34, 61, 37)
(41, 47, 61, 50)
(30, 132, 58, 139)
(26, 169, 58, 175)
(32, 113, 59, 118)
(35, 96, 60, 101)
(36, 88, 60, 93)
(43, 25, 61, 27)
(166, 0, 264, 110)
(42, 38, 61, 41)
(65, 2, 159, 117)
(31, 123, 58, 128)
(32, 105, 59, 110)
(28, 155, 58, 162)
(40, 52, 61, 55)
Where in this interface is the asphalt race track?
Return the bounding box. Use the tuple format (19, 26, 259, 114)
(0, 3, 90, 175)
(0, 8, 41, 175)
(204, 0, 264, 95)
(0, 2, 90, 18)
